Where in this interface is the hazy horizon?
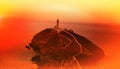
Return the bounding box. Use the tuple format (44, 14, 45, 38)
(0, 22, 120, 69)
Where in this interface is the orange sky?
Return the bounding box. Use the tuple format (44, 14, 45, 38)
(0, 0, 120, 24)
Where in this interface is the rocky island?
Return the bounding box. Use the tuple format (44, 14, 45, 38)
(26, 19, 104, 69)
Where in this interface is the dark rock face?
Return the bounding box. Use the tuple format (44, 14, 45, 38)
(67, 31, 104, 66)
(26, 28, 104, 69)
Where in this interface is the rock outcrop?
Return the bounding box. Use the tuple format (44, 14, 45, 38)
(26, 28, 104, 69)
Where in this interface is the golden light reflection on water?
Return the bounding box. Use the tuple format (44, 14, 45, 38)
(0, 23, 120, 69)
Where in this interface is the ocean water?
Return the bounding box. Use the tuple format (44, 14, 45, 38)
(0, 22, 120, 69)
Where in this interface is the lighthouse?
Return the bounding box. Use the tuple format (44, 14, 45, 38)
(55, 19, 59, 29)
(57, 18, 59, 28)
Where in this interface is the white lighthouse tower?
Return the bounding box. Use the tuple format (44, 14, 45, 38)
(55, 19, 60, 32)
(56, 18, 59, 29)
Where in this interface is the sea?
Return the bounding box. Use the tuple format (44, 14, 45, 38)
(0, 22, 120, 69)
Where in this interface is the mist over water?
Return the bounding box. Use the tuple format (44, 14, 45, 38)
(0, 22, 120, 69)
